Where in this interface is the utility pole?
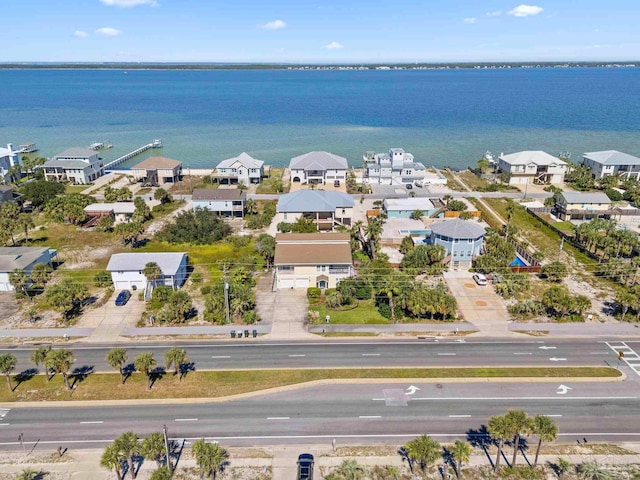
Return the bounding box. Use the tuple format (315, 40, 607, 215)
(163, 424, 172, 473)
(223, 263, 230, 324)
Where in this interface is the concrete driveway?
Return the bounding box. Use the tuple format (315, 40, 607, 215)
(443, 271, 511, 336)
(80, 290, 148, 342)
(255, 276, 312, 339)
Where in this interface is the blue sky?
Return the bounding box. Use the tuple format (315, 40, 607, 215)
(2, 0, 639, 63)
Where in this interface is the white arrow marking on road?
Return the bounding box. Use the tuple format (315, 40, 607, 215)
(557, 385, 572, 395)
(550, 357, 567, 361)
(539, 346, 557, 350)
(406, 385, 421, 395)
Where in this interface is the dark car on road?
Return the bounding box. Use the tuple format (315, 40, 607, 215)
(115, 290, 131, 306)
(297, 453, 314, 480)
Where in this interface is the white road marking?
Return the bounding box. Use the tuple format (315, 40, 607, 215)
(0, 423, 10, 426)
(211, 356, 231, 359)
(372, 396, 637, 401)
(437, 353, 456, 356)
(266, 417, 290, 420)
(590, 352, 610, 355)
(0, 409, 9, 418)
(546, 415, 563, 417)
(606, 342, 640, 377)
(288, 355, 306, 357)
(449, 415, 471, 418)
(80, 421, 104, 424)
(362, 354, 380, 356)
(513, 353, 532, 355)
(174, 418, 198, 422)
(359, 415, 381, 419)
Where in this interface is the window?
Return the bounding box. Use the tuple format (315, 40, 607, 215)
(280, 265, 293, 272)
(454, 239, 459, 244)
(284, 213, 287, 220)
(341, 208, 345, 215)
(316, 265, 326, 272)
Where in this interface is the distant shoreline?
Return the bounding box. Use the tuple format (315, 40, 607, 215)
(0, 61, 638, 71)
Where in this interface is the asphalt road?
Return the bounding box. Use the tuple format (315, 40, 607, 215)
(0, 380, 638, 451)
(0, 338, 632, 373)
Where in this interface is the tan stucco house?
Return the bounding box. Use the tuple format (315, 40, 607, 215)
(131, 156, 182, 186)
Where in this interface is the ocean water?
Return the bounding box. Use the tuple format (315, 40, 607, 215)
(1, 68, 639, 169)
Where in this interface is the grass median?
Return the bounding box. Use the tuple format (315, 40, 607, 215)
(0, 367, 621, 403)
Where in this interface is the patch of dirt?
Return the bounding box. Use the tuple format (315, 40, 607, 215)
(476, 300, 488, 306)
(60, 246, 114, 270)
(0, 452, 73, 465)
(464, 283, 476, 288)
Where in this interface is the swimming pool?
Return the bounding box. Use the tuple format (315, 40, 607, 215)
(510, 256, 527, 267)
(399, 229, 432, 235)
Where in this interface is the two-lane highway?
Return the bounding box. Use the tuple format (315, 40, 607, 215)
(0, 338, 633, 372)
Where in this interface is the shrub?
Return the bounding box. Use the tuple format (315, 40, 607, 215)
(605, 188, 623, 201)
(200, 285, 212, 295)
(156, 208, 232, 244)
(94, 271, 112, 287)
(307, 287, 321, 299)
(242, 311, 259, 324)
(190, 272, 203, 284)
(152, 285, 173, 303)
(277, 222, 292, 233)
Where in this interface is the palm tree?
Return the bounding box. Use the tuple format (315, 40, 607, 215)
(443, 194, 452, 208)
(134, 352, 157, 390)
(335, 459, 365, 480)
(165, 347, 188, 379)
(192, 438, 229, 480)
(150, 466, 173, 480)
(505, 201, 516, 239)
(488, 415, 511, 470)
(101, 443, 125, 480)
(17, 468, 41, 480)
(579, 461, 614, 480)
(364, 217, 383, 259)
(141, 432, 166, 468)
(532, 415, 558, 466)
(113, 431, 141, 479)
(505, 409, 532, 467)
(450, 440, 472, 479)
(0, 353, 17, 392)
(9, 268, 29, 296)
(245, 198, 258, 215)
(31, 345, 52, 380)
(143, 262, 163, 288)
(30, 263, 53, 287)
(107, 348, 128, 384)
(404, 434, 442, 476)
(377, 271, 403, 323)
(46, 349, 74, 390)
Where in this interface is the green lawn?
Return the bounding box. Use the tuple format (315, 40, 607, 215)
(64, 184, 90, 194)
(309, 299, 389, 324)
(256, 167, 288, 194)
(458, 170, 518, 192)
(0, 367, 620, 402)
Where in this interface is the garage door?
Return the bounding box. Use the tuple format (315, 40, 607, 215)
(295, 278, 310, 289)
(115, 281, 130, 290)
(279, 278, 294, 289)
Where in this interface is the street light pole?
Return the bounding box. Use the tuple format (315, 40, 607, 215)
(163, 424, 172, 473)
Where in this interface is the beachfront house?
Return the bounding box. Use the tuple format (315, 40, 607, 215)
(0, 143, 21, 180)
(214, 152, 264, 185)
(289, 151, 348, 185)
(362, 148, 427, 186)
(84, 202, 136, 226)
(554, 191, 613, 221)
(430, 218, 485, 269)
(43, 148, 104, 184)
(192, 188, 246, 217)
(497, 151, 568, 185)
(273, 233, 353, 289)
(383, 197, 439, 218)
(0, 247, 57, 292)
(106, 252, 188, 292)
(582, 150, 640, 181)
(276, 190, 354, 230)
(131, 156, 182, 186)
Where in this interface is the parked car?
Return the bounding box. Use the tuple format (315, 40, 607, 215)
(115, 290, 131, 306)
(472, 273, 488, 286)
(297, 453, 314, 480)
(405, 183, 413, 189)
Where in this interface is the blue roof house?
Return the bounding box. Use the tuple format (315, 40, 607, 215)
(277, 190, 354, 231)
(430, 218, 486, 268)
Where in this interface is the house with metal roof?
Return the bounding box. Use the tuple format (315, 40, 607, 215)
(362, 148, 427, 186)
(0, 247, 57, 292)
(383, 197, 438, 218)
(583, 150, 640, 181)
(106, 252, 188, 291)
(555, 191, 613, 221)
(497, 151, 568, 185)
(131, 156, 182, 186)
(84, 202, 137, 225)
(430, 219, 486, 268)
(43, 147, 104, 184)
(214, 152, 264, 185)
(192, 188, 246, 217)
(273, 233, 353, 289)
(289, 151, 348, 185)
(276, 190, 354, 230)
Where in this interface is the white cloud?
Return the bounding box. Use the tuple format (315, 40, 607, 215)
(261, 19, 286, 30)
(73, 30, 88, 38)
(508, 5, 544, 17)
(99, 0, 157, 7)
(463, 17, 476, 24)
(324, 41, 344, 50)
(486, 10, 502, 17)
(95, 27, 122, 37)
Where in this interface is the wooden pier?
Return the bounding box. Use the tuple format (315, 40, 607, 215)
(104, 139, 162, 169)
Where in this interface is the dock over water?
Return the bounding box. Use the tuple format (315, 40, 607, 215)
(104, 139, 162, 169)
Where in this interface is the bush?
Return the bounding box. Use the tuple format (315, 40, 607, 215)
(156, 208, 232, 244)
(277, 222, 292, 233)
(190, 272, 203, 284)
(307, 287, 321, 299)
(94, 271, 112, 287)
(242, 311, 259, 324)
(200, 285, 212, 295)
(605, 188, 623, 201)
(152, 285, 173, 303)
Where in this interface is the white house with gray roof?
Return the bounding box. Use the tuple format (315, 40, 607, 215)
(106, 252, 188, 291)
(277, 190, 354, 230)
(0, 143, 21, 180)
(555, 191, 613, 221)
(43, 147, 104, 184)
(0, 247, 57, 292)
(215, 152, 264, 185)
(289, 151, 348, 185)
(498, 151, 568, 185)
(583, 150, 640, 181)
(430, 219, 486, 268)
(363, 148, 426, 186)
